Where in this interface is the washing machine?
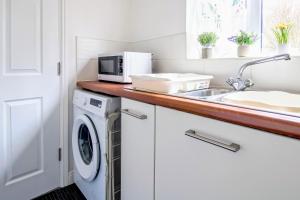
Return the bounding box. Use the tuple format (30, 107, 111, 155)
(72, 89, 121, 200)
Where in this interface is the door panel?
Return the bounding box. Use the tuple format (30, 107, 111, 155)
(4, 98, 43, 186)
(7, 0, 42, 73)
(0, 0, 61, 199)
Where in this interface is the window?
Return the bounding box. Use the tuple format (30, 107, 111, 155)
(263, 0, 300, 51)
(187, 0, 300, 59)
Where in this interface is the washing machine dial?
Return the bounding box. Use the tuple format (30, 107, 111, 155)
(82, 97, 88, 106)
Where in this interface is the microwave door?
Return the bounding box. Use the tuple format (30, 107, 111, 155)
(99, 57, 119, 75)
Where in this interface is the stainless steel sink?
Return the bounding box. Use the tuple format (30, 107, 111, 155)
(174, 88, 300, 117)
(175, 88, 233, 100)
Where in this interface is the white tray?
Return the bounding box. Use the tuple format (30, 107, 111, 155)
(130, 73, 213, 94)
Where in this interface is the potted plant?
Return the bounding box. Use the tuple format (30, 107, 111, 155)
(198, 32, 218, 59)
(273, 22, 292, 54)
(228, 31, 258, 57)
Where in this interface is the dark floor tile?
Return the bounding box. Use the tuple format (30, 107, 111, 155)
(32, 184, 86, 200)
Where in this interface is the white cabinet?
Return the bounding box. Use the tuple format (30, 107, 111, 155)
(155, 106, 300, 200)
(121, 98, 155, 200)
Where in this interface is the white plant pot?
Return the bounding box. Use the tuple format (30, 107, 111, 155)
(202, 47, 213, 59)
(277, 44, 289, 54)
(237, 45, 251, 57)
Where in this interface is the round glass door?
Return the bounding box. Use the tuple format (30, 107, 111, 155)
(72, 114, 100, 181)
(78, 124, 93, 165)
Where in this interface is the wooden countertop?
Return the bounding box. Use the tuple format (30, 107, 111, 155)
(77, 81, 300, 140)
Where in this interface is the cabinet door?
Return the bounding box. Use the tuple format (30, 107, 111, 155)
(121, 98, 155, 200)
(155, 106, 300, 200)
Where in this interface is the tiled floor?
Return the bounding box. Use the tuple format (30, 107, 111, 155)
(32, 184, 86, 200)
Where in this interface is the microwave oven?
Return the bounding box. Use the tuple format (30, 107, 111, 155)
(98, 52, 152, 83)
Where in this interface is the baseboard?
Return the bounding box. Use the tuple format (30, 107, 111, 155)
(68, 171, 74, 185)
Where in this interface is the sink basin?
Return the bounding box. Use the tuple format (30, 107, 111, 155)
(176, 88, 232, 100)
(175, 88, 300, 116)
(222, 91, 300, 114)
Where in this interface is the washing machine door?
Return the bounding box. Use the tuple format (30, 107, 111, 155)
(72, 114, 100, 182)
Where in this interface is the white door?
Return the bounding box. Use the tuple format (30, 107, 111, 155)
(0, 0, 61, 199)
(121, 98, 155, 200)
(155, 106, 300, 200)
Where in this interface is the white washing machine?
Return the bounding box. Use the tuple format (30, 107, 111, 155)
(72, 89, 121, 200)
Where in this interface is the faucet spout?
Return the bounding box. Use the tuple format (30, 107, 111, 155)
(238, 54, 291, 78)
(227, 54, 291, 91)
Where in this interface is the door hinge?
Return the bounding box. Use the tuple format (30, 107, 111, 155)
(57, 62, 61, 76)
(58, 148, 62, 162)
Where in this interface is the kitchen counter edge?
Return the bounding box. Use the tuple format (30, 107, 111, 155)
(77, 81, 300, 140)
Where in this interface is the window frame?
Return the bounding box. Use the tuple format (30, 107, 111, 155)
(186, 0, 278, 59)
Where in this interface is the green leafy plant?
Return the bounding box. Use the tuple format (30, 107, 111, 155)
(198, 32, 218, 47)
(272, 22, 292, 45)
(228, 31, 258, 46)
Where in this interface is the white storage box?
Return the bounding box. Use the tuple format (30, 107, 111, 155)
(130, 73, 213, 94)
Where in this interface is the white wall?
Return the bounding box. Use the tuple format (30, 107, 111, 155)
(129, 0, 185, 41)
(128, 0, 300, 93)
(65, 0, 131, 176)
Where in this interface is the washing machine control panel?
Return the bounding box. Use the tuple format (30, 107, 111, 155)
(90, 98, 102, 108)
(73, 90, 109, 117)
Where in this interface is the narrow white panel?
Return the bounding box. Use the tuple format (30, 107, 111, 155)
(4, 98, 44, 185)
(5, 0, 42, 74)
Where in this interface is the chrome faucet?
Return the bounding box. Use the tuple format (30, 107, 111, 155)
(227, 54, 291, 91)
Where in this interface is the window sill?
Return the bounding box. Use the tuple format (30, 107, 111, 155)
(189, 52, 300, 61)
(193, 56, 300, 61)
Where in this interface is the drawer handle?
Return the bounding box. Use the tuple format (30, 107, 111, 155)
(185, 130, 240, 152)
(121, 109, 147, 120)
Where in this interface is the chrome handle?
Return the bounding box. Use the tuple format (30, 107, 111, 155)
(121, 109, 147, 120)
(185, 130, 240, 152)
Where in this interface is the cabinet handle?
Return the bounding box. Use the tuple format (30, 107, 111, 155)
(121, 109, 147, 120)
(185, 130, 240, 152)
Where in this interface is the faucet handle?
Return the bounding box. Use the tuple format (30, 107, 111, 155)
(226, 77, 253, 91)
(226, 77, 235, 86)
(244, 79, 254, 88)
